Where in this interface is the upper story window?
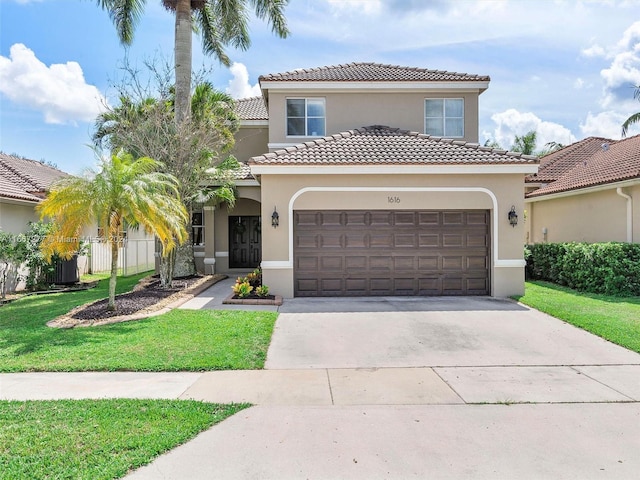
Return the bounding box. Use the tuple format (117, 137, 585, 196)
(425, 98, 464, 137)
(286, 98, 325, 137)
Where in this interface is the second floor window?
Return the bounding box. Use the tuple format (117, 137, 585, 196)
(425, 98, 464, 137)
(287, 98, 325, 136)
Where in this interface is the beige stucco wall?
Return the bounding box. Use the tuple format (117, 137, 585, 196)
(258, 172, 527, 298)
(0, 200, 39, 234)
(266, 91, 480, 145)
(233, 125, 269, 162)
(526, 184, 640, 244)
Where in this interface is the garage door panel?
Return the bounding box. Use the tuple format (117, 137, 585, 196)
(467, 256, 488, 269)
(394, 212, 417, 226)
(370, 256, 392, 270)
(294, 210, 489, 296)
(394, 234, 417, 248)
(345, 256, 367, 270)
(443, 212, 464, 225)
(370, 277, 393, 294)
(296, 256, 319, 271)
(320, 256, 343, 271)
(418, 234, 440, 247)
(345, 278, 367, 294)
(394, 256, 416, 270)
(370, 234, 393, 247)
(443, 234, 464, 247)
(467, 233, 489, 247)
(370, 211, 394, 226)
(320, 278, 343, 292)
(418, 212, 440, 225)
(345, 234, 367, 248)
(295, 234, 319, 249)
(320, 234, 343, 248)
(296, 212, 320, 226)
(345, 212, 368, 226)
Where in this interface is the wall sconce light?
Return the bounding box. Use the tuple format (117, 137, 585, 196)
(508, 206, 518, 227)
(271, 207, 279, 228)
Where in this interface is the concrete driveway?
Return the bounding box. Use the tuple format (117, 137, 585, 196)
(122, 295, 640, 480)
(268, 296, 640, 369)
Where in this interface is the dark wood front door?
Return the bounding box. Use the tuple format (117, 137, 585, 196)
(229, 216, 262, 269)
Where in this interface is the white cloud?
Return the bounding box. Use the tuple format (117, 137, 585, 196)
(225, 62, 261, 99)
(489, 109, 576, 150)
(0, 43, 106, 124)
(579, 110, 640, 139)
(581, 44, 606, 58)
(574, 78, 585, 89)
(595, 21, 640, 106)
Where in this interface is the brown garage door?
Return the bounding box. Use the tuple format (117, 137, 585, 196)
(294, 210, 490, 296)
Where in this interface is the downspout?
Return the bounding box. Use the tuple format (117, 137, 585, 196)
(616, 187, 633, 243)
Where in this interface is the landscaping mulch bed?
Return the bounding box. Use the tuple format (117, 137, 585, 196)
(223, 292, 283, 306)
(48, 274, 226, 328)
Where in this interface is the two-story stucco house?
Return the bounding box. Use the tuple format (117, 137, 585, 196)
(193, 62, 539, 298)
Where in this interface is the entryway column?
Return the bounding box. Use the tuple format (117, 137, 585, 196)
(203, 205, 216, 274)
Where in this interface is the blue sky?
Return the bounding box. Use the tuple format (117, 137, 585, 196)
(1, 0, 640, 175)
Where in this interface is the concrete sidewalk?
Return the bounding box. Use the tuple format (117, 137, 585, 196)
(2, 364, 639, 405)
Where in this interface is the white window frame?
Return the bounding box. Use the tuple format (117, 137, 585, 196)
(286, 97, 326, 137)
(424, 98, 464, 138)
(192, 210, 205, 246)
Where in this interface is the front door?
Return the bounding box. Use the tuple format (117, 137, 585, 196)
(229, 216, 262, 269)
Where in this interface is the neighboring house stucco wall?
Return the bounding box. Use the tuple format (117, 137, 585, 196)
(0, 200, 40, 234)
(258, 172, 527, 298)
(266, 91, 480, 146)
(526, 184, 640, 244)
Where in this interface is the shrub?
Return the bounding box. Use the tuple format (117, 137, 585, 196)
(526, 242, 640, 296)
(232, 281, 253, 298)
(246, 268, 262, 288)
(255, 285, 269, 297)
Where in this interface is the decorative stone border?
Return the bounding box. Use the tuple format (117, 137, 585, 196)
(222, 293, 283, 306)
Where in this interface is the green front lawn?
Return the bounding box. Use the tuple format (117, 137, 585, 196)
(516, 281, 640, 354)
(0, 399, 248, 480)
(0, 274, 277, 372)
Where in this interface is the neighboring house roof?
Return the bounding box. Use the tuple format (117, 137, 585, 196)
(527, 134, 640, 198)
(0, 153, 69, 203)
(526, 136, 614, 184)
(249, 125, 538, 166)
(259, 62, 490, 83)
(236, 96, 268, 121)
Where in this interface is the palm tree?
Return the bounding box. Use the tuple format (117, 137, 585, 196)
(92, 82, 240, 280)
(37, 151, 188, 310)
(97, 0, 289, 124)
(511, 130, 538, 155)
(622, 85, 640, 137)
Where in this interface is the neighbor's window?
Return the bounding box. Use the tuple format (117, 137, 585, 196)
(192, 211, 204, 246)
(286, 98, 325, 136)
(425, 98, 464, 137)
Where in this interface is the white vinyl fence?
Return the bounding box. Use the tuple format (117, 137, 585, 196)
(81, 238, 156, 276)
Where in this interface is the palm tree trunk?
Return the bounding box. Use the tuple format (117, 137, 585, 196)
(174, 0, 192, 125)
(108, 238, 119, 311)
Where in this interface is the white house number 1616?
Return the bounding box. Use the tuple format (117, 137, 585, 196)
(387, 196, 401, 204)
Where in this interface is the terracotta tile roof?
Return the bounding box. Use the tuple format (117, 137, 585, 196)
(236, 96, 268, 120)
(527, 134, 640, 197)
(0, 153, 69, 203)
(249, 126, 538, 166)
(259, 62, 490, 83)
(526, 136, 614, 183)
